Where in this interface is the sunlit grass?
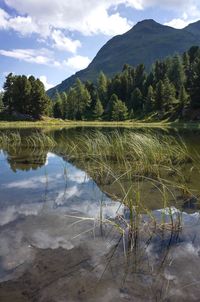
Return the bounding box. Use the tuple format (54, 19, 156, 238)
(58, 130, 190, 180)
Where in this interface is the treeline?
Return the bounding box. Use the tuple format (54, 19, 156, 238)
(1, 46, 200, 121)
(1, 74, 51, 118)
(53, 46, 200, 121)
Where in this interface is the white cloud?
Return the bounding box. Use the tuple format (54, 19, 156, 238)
(0, 8, 39, 35)
(165, 5, 200, 29)
(3, 1, 133, 37)
(2, 0, 200, 38)
(51, 30, 81, 53)
(64, 55, 91, 70)
(165, 18, 189, 29)
(39, 75, 54, 90)
(2, 0, 200, 55)
(7, 15, 39, 36)
(0, 8, 9, 29)
(128, 0, 200, 11)
(0, 48, 60, 67)
(0, 48, 91, 71)
(75, 6, 133, 36)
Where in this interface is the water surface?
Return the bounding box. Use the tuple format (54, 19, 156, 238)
(0, 127, 200, 302)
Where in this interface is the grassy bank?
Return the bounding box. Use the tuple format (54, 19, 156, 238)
(0, 118, 199, 129)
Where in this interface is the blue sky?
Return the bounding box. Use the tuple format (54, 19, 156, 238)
(0, 0, 200, 90)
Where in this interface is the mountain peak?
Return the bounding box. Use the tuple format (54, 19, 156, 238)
(134, 19, 162, 28)
(125, 19, 173, 35)
(127, 19, 167, 34)
(137, 19, 158, 25)
(47, 19, 200, 97)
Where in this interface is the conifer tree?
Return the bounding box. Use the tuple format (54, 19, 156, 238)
(53, 92, 63, 118)
(75, 79, 91, 119)
(162, 78, 176, 112)
(168, 55, 185, 92)
(155, 80, 165, 111)
(3, 74, 50, 118)
(0, 92, 4, 112)
(145, 85, 155, 112)
(135, 64, 146, 92)
(189, 59, 200, 108)
(97, 72, 108, 106)
(107, 93, 118, 119)
(130, 88, 143, 112)
(3, 73, 15, 113)
(29, 77, 50, 118)
(93, 98, 104, 119)
(111, 99, 128, 121)
(178, 85, 189, 112)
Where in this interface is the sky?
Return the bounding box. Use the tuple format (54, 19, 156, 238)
(0, 0, 200, 91)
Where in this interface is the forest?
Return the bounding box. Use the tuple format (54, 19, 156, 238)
(1, 46, 200, 121)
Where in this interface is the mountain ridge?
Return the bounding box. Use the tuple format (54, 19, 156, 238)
(47, 19, 200, 97)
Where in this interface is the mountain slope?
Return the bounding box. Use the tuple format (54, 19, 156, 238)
(48, 19, 200, 97)
(185, 20, 200, 36)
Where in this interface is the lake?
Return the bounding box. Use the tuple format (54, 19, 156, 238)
(0, 127, 200, 302)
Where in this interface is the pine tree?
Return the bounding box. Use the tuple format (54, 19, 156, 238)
(154, 60, 167, 83)
(155, 80, 165, 111)
(66, 79, 91, 120)
(130, 88, 143, 112)
(93, 98, 104, 119)
(60, 92, 68, 119)
(189, 59, 200, 108)
(111, 99, 128, 121)
(0, 92, 4, 112)
(188, 46, 200, 63)
(85, 81, 98, 114)
(53, 92, 64, 118)
(107, 93, 118, 119)
(162, 78, 176, 112)
(168, 55, 185, 92)
(29, 77, 50, 118)
(109, 75, 121, 100)
(97, 72, 108, 107)
(53, 100, 63, 118)
(119, 65, 133, 104)
(135, 64, 146, 92)
(182, 52, 190, 71)
(3, 73, 15, 113)
(178, 85, 189, 112)
(2, 74, 50, 118)
(12, 75, 32, 114)
(145, 85, 155, 112)
(66, 87, 77, 119)
(74, 79, 91, 120)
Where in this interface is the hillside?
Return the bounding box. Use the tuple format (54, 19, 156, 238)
(47, 19, 200, 97)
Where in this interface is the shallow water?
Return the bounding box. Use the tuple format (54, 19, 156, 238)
(0, 127, 200, 301)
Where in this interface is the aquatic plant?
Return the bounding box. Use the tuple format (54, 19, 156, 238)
(0, 130, 56, 151)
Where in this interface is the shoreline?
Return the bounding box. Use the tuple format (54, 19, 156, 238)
(0, 119, 199, 129)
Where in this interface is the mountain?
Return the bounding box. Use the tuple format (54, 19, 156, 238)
(185, 20, 200, 36)
(47, 19, 200, 97)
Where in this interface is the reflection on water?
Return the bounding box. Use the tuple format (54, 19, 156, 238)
(0, 150, 122, 279)
(0, 128, 200, 301)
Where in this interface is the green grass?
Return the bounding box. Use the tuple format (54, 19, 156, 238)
(59, 130, 190, 177)
(0, 119, 169, 128)
(0, 118, 200, 130)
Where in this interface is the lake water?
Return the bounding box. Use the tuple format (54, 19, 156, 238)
(0, 127, 200, 301)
